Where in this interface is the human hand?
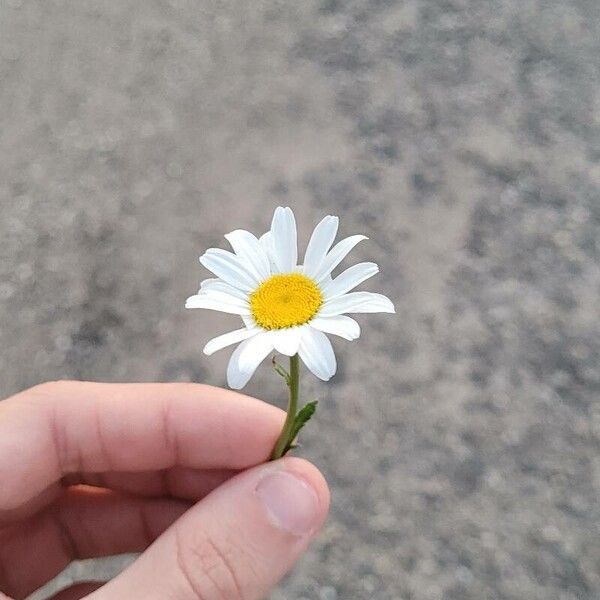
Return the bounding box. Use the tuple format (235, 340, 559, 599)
(0, 381, 329, 600)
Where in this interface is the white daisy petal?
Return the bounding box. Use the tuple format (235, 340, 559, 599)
(199, 278, 249, 300)
(185, 292, 251, 315)
(226, 333, 274, 389)
(310, 315, 361, 340)
(270, 327, 304, 356)
(258, 231, 279, 272)
(226, 340, 252, 390)
(319, 274, 333, 287)
(319, 291, 396, 316)
(270, 206, 298, 273)
(314, 235, 368, 282)
(200, 248, 258, 291)
(298, 328, 337, 381)
(224, 229, 271, 281)
(237, 332, 274, 372)
(200, 277, 220, 290)
(303, 215, 339, 278)
(321, 262, 379, 298)
(203, 327, 260, 356)
(241, 314, 256, 328)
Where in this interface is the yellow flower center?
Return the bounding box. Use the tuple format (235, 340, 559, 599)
(250, 273, 323, 330)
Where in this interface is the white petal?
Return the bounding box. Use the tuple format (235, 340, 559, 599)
(303, 215, 339, 278)
(319, 291, 396, 316)
(226, 341, 251, 390)
(319, 274, 333, 287)
(200, 248, 259, 292)
(227, 333, 274, 389)
(185, 292, 251, 315)
(310, 315, 361, 340)
(321, 262, 379, 298)
(313, 235, 368, 282)
(298, 328, 337, 381)
(237, 332, 274, 371)
(270, 206, 298, 273)
(203, 327, 260, 356)
(225, 230, 271, 281)
(258, 231, 279, 272)
(270, 327, 304, 356)
(241, 314, 256, 328)
(200, 278, 249, 300)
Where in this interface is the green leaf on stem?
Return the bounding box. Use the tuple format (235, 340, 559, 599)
(283, 400, 318, 455)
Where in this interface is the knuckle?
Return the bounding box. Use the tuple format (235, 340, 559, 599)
(175, 526, 245, 600)
(25, 381, 81, 473)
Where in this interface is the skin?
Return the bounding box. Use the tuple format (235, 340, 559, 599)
(0, 381, 330, 600)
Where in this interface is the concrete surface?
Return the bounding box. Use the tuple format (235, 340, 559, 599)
(1, 1, 600, 598)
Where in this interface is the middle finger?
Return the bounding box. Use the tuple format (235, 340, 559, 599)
(1, 467, 236, 525)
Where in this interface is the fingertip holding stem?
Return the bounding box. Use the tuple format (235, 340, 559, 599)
(255, 469, 320, 536)
(88, 458, 329, 599)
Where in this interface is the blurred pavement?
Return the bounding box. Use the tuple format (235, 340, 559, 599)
(1, 1, 600, 598)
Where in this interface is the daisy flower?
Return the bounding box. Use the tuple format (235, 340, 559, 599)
(186, 206, 395, 458)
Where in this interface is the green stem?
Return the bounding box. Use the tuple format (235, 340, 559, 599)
(270, 353, 300, 460)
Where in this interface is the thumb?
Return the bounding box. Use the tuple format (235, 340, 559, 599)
(89, 457, 330, 600)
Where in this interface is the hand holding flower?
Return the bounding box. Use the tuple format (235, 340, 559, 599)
(0, 382, 329, 599)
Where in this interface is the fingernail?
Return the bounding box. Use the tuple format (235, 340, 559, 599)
(256, 470, 320, 536)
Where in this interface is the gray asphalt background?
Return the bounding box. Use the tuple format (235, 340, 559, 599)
(2, 1, 600, 599)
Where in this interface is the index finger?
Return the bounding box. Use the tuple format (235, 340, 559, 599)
(0, 381, 284, 511)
